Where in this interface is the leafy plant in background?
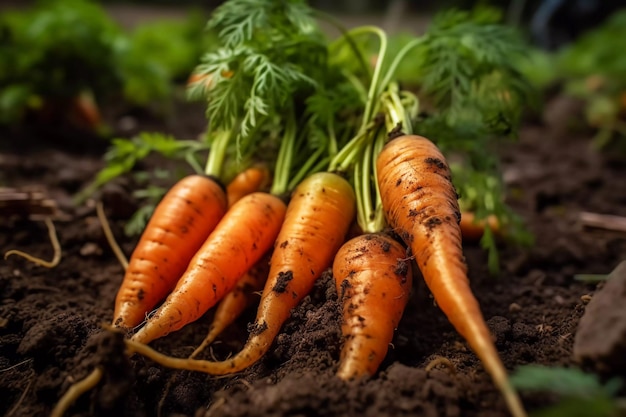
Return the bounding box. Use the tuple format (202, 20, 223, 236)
(511, 365, 626, 417)
(513, 9, 626, 153)
(0, 0, 213, 130)
(0, 0, 124, 128)
(74, 132, 214, 235)
(120, 11, 217, 106)
(555, 9, 626, 152)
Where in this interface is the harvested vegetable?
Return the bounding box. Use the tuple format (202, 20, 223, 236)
(126, 171, 356, 370)
(333, 232, 412, 379)
(190, 254, 270, 358)
(459, 211, 501, 242)
(130, 191, 286, 344)
(376, 134, 526, 417)
(112, 174, 228, 330)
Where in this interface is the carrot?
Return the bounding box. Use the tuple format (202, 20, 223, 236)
(112, 174, 228, 330)
(68, 91, 101, 131)
(183, 166, 271, 355)
(125, 171, 356, 373)
(226, 166, 270, 207)
(376, 134, 526, 417)
(459, 211, 501, 242)
(189, 253, 270, 359)
(333, 232, 412, 379)
(131, 191, 286, 344)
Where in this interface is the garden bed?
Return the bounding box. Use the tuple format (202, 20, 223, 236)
(1, 93, 625, 417)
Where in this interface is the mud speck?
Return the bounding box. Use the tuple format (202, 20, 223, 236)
(272, 270, 294, 293)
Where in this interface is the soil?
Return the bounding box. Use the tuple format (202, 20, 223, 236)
(1, 89, 626, 417)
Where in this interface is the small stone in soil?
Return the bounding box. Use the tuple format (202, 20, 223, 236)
(573, 261, 626, 374)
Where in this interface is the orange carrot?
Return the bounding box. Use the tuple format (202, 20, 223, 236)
(113, 175, 228, 330)
(125, 171, 356, 373)
(68, 91, 101, 131)
(376, 135, 526, 417)
(459, 211, 501, 243)
(131, 191, 286, 344)
(189, 252, 270, 359)
(333, 232, 412, 379)
(226, 166, 270, 207)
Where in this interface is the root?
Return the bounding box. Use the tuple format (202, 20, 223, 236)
(51, 367, 103, 417)
(4, 217, 61, 268)
(6, 370, 34, 417)
(97, 201, 128, 269)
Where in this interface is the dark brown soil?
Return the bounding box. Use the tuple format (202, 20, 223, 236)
(1, 93, 625, 417)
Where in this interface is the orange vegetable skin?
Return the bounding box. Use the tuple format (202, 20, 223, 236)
(113, 175, 227, 329)
(131, 192, 286, 344)
(459, 212, 500, 242)
(376, 135, 526, 417)
(333, 233, 412, 379)
(226, 166, 270, 207)
(125, 172, 356, 374)
(190, 253, 270, 359)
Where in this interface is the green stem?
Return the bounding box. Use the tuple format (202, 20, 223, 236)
(288, 145, 326, 191)
(381, 82, 414, 134)
(372, 131, 387, 230)
(326, 24, 376, 80)
(204, 129, 233, 177)
(360, 26, 388, 129)
(342, 70, 368, 104)
(353, 149, 366, 232)
(355, 128, 387, 233)
(328, 119, 379, 173)
(378, 37, 427, 93)
(357, 138, 374, 232)
(270, 107, 296, 196)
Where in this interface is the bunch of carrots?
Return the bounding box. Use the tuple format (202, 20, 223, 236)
(51, 2, 534, 417)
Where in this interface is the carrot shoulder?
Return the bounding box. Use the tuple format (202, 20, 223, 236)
(333, 233, 412, 379)
(113, 175, 227, 329)
(131, 191, 286, 344)
(125, 171, 356, 374)
(376, 135, 526, 417)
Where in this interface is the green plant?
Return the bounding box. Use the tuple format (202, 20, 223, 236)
(0, 0, 214, 128)
(511, 365, 626, 417)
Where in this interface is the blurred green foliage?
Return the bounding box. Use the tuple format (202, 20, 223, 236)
(0, 0, 214, 126)
(511, 365, 625, 417)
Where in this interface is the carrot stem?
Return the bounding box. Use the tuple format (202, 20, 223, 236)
(328, 119, 379, 173)
(270, 107, 297, 196)
(204, 129, 233, 178)
(327, 25, 376, 81)
(378, 37, 426, 91)
(288, 147, 327, 192)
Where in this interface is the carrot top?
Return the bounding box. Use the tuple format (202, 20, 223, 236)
(325, 9, 533, 255)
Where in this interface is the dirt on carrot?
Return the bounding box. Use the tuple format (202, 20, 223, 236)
(2, 93, 626, 417)
(112, 174, 228, 330)
(333, 232, 412, 380)
(376, 134, 526, 417)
